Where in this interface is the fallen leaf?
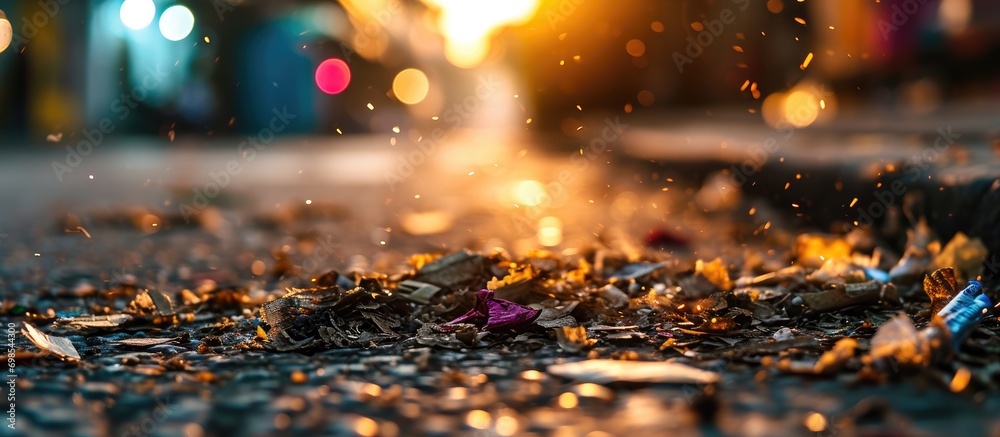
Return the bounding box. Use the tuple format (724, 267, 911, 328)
(22, 322, 80, 361)
(923, 268, 958, 316)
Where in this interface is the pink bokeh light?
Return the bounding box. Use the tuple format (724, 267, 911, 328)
(315, 58, 351, 95)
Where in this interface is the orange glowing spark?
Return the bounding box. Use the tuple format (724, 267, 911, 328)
(950, 367, 971, 392)
(800, 52, 813, 70)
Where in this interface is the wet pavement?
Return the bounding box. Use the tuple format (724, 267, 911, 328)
(4, 125, 1000, 437)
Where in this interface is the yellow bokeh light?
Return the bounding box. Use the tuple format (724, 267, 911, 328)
(465, 410, 491, 430)
(392, 68, 430, 105)
(783, 89, 820, 128)
(557, 392, 578, 409)
(422, 0, 540, 68)
(804, 412, 828, 432)
(513, 180, 547, 206)
(495, 415, 519, 436)
(537, 216, 563, 247)
(762, 82, 836, 128)
(354, 417, 379, 437)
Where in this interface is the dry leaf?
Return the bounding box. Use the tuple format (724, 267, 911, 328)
(923, 268, 958, 316)
(22, 322, 80, 361)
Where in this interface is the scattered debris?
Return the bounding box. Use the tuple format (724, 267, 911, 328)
(415, 322, 485, 349)
(55, 314, 133, 330)
(396, 280, 442, 304)
(487, 264, 539, 302)
(534, 301, 579, 328)
(115, 334, 188, 348)
(695, 258, 733, 291)
(931, 232, 987, 281)
(126, 290, 175, 317)
(610, 262, 668, 281)
(555, 326, 596, 352)
(22, 322, 80, 361)
(773, 327, 795, 342)
(598, 284, 629, 309)
(447, 289, 541, 332)
(261, 284, 411, 351)
(413, 250, 488, 288)
(935, 280, 991, 350)
(870, 280, 991, 367)
(813, 338, 857, 374)
(797, 280, 884, 312)
(924, 268, 959, 316)
(869, 313, 934, 366)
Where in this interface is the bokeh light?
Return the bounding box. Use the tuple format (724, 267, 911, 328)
(514, 180, 547, 207)
(626, 39, 646, 57)
(537, 216, 563, 247)
(0, 10, 11, 53)
(637, 90, 655, 106)
(782, 89, 820, 128)
(120, 0, 156, 31)
(315, 58, 351, 95)
(763, 82, 836, 128)
(424, 0, 541, 68)
(392, 68, 430, 105)
(159, 5, 195, 41)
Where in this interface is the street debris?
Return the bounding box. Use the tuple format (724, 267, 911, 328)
(6, 204, 1000, 436)
(261, 281, 411, 351)
(396, 280, 442, 304)
(931, 232, 987, 281)
(797, 280, 884, 312)
(556, 326, 596, 352)
(447, 289, 541, 332)
(22, 322, 80, 361)
(924, 267, 960, 315)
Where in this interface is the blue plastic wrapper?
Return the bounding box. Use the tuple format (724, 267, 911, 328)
(863, 267, 890, 283)
(937, 280, 992, 350)
(937, 280, 982, 316)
